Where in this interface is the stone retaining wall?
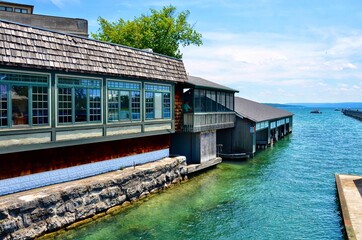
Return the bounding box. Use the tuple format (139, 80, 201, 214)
(0, 156, 187, 240)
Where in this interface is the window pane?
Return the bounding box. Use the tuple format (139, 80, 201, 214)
(32, 86, 48, 125)
(75, 88, 87, 122)
(199, 90, 206, 112)
(89, 89, 101, 122)
(0, 84, 8, 127)
(120, 91, 130, 120)
(108, 90, 119, 122)
(206, 90, 216, 112)
(131, 91, 140, 120)
(58, 88, 72, 123)
(145, 92, 154, 119)
(11, 85, 28, 125)
(194, 89, 201, 112)
(163, 93, 170, 118)
(154, 93, 162, 119)
(217, 92, 226, 112)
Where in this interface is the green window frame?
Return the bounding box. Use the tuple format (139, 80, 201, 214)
(145, 83, 172, 120)
(107, 80, 141, 122)
(0, 71, 50, 128)
(57, 76, 102, 125)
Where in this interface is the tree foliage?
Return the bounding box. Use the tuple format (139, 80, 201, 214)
(92, 5, 202, 59)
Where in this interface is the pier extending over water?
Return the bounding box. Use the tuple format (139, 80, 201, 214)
(335, 174, 362, 240)
(342, 109, 362, 121)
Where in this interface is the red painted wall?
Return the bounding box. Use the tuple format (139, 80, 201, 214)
(0, 134, 170, 180)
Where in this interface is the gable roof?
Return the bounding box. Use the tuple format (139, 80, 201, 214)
(0, 20, 187, 82)
(186, 75, 238, 92)
(235, 96, 293, 122)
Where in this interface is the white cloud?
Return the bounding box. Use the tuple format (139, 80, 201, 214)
(182, 28, 362, 102)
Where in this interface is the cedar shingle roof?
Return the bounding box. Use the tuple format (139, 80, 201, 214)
(235, 96, 293, 122)
(187, 75, 238, 92)
(0, 20, 187, 82)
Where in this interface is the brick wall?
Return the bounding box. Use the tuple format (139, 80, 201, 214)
(174, 84, 183, 132)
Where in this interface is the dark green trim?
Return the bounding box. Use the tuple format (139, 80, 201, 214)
(0, 129, 174, 155)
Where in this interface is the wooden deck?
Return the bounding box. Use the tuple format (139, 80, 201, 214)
(335, 174, 362, 240)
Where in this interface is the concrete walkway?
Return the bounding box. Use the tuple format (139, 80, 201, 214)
(335, 174, 362, 240)
(186, 157, 222, 174)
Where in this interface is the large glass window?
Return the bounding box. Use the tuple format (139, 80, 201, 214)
(107, 80, 141, 122)
(192, 89, 234, 113)
(206, 90, 216, 112)
(217, 92, 226, 111)
(145, 83, 172, 120)
(225, 93, 234, 112)
(0, 71, 49, 128)
(57, 76, 101, 125)
(194, 89, 205, 112)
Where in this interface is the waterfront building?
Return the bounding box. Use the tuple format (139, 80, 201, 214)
(171, 76, 238, 169)
(217, 97, 293, 157)
(0, 19, 187, 195)
(0, 1, 88, 37)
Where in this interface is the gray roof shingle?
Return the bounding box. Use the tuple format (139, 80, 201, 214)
(187, 75, 238, 92)
(0, 20, 187, 82)
(235, 96, 293, 122)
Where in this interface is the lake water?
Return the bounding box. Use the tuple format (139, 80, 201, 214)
(53, 107, 362, 240)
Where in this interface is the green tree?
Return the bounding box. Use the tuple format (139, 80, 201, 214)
(92, 5, 202, 59)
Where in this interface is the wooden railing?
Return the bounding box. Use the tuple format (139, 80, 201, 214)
(182, 112, 235, 132)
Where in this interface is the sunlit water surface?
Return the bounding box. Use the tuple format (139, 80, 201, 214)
(53, 108, 362, 240)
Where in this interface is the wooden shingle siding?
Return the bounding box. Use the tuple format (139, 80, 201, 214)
(0, 20, 187, 83)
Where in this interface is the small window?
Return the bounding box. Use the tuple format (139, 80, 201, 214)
(0, 6, 5, 11)
(0, 71, 50, 128)
(14, 8, 27, 13)
(57, 76, 102, 125)
(5, 7, 13, 12)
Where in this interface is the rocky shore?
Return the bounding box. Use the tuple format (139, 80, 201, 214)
(0, 156, 187, 239)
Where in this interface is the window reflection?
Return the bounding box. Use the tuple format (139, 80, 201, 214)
(11, 86, 28, 125)
(75, 88, 87, 122)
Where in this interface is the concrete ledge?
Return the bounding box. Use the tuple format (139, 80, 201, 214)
(0, 149, 169, 196)
(335, 174, 362, 240)
(186, 157, 222, 174)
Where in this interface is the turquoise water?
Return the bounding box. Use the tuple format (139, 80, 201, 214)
(54, 108, 362, 240)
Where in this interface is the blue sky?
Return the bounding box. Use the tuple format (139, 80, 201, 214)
(15, 0, 362, 103)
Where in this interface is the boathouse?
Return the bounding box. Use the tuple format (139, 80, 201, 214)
(0, 19, 188, 195)
(171, 76, 238, 169)
(217, 97, 293, 157)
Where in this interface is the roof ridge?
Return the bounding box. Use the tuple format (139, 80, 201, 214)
(0, 18, 183, 62)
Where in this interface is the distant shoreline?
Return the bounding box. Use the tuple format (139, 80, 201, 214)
(265, 102, 362, 109)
